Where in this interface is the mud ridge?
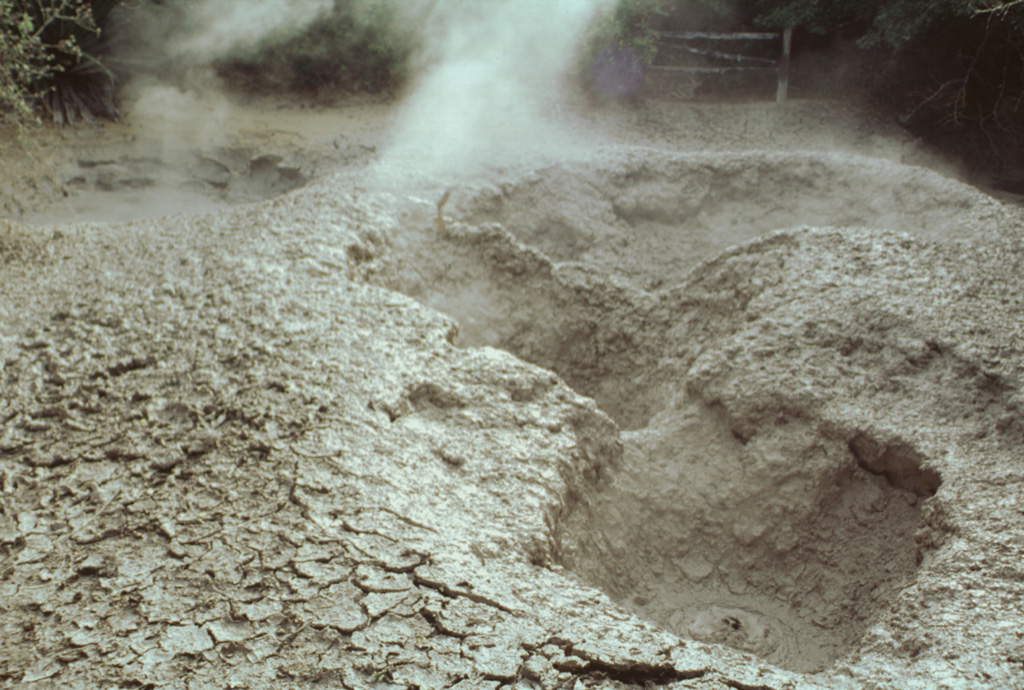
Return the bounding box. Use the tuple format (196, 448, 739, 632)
(376, 148, 1024, 679)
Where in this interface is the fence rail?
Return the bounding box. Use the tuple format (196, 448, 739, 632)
(649, 28, 793, 102)
(660, 31, 781, 40)
(675, 43, 779, 66)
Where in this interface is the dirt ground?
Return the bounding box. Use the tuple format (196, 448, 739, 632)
(3, 91, 1024, 689)
(0, 91, 978, 226)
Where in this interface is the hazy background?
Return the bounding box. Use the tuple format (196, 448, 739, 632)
(169, 0, 335, 64)
(112, 0, 612, 179)
(375, 0, 613, 179)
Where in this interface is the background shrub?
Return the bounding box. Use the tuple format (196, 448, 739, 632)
(212, 0, 415, 96)
(0, 1, 48, 127)
(750, 0, 1024, 184)
(0, 0, 119, 128)
(591, 0, 1024, 184)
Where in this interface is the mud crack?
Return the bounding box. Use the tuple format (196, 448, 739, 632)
(551, 643, 706, 685)
(411, 570, 520, 615)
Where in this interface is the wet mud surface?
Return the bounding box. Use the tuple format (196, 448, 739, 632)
(3, 97, 1024, 689)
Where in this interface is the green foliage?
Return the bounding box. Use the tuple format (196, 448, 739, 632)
(0, 1, 47, 127)
(751, 0, 977, 47)
(214, 0, 415, 95)
(0, 0, 119, 129)
(753, 0, 1024, 172)
(574, 0, 671, 98)
(752, 0, 870, 35)
(863, 0, 971, 48)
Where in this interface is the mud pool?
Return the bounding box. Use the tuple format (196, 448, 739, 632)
(3, 98, 1024, 689)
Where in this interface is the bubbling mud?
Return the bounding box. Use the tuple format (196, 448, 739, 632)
(43, 143, 307, 224)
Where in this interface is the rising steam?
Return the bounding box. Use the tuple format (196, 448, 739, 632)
(115, 0, 614, 185)
(376, 0, 614, 181)
(169, 0, 333, 64)
(117, 0, 337, 157)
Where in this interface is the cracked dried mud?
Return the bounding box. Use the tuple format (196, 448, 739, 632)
(2, 96, 1024, 690)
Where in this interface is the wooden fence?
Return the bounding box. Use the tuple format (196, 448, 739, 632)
(650, 29, 793, 102)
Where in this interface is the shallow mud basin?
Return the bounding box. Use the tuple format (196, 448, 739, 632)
(41, 141, 308, 223)
(556, 407, 938, 673)
(385, 148, 1018, 674)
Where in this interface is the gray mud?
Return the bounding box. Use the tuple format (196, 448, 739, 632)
(381, 146, 1024, 680)
(3, 98, 1024, 689)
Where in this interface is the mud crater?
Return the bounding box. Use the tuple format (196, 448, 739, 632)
(399, 151, 1006, 431)
(65, 144, 307, 199)
(17, 140, 310, 223)
(555, 409, 938, 673)
(390, 151, 964, 672)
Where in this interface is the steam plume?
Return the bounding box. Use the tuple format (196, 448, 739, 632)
(376, 0, 613, 180)
(114, 0, 613, 186)
(170, 0, 333, 63)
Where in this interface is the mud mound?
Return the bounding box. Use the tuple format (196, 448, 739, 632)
(452, 151, 1013, 289)
(0, 191, 652, 690)
(379, 152, 1024, 680)
(5, 97, 1024, 689)
(389, 151, 1019, 431)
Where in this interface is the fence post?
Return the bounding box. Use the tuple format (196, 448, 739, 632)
(776, 28, 792, 103)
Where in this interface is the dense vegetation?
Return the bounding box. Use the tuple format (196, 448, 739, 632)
(763, 0, 1024, 182)
(210, 1, 415, 96)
